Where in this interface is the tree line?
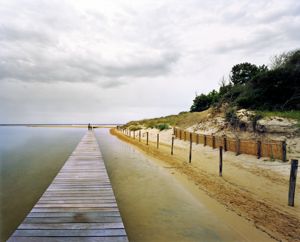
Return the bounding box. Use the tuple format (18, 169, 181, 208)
(190, 49, 300, 112)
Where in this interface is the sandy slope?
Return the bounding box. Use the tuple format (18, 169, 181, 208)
(112, 128, 300, 242)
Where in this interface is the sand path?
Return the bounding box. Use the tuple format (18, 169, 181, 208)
(112, 128, 300, 242)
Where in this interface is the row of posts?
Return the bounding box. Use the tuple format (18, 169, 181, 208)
(175, 129, 287, 161)
(118, 127, 298, 207)
(120, 128, 173, 153)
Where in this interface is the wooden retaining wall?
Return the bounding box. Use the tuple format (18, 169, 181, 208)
(174, 128, 286, 161)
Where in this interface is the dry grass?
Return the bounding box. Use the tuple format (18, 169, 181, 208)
(122, 109, 213, 130)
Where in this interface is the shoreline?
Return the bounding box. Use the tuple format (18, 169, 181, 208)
(111, 128, 300, 242)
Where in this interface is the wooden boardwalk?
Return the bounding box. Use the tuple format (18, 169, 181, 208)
(8, 131, 128, 242)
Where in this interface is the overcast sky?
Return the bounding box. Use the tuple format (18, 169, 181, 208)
(0, 0, 299, 124)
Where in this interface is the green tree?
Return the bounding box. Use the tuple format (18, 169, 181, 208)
(251, 50, 300, 110)
(190, 90, 220, 112)
(230, 63, 267, 85)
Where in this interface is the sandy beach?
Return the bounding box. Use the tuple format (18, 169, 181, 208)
(112, 128, 300, 242)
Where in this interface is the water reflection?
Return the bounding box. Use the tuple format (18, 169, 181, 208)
(96, 129, 242, 242)
(0, 127, 84, 241)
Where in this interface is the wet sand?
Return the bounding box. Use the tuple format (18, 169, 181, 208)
(112, 128, 300, 242)
(96, 129, 274, 242)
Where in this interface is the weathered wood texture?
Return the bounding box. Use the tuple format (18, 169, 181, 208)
(8, 131, 128, 242)
(174, 127, 286, 160)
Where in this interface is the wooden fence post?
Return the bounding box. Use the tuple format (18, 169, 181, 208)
(179, 130, 182, 140)
(189, 133, 192, 163)
(257, 140, 261, 159)
(223, 137, 227, 152)
(282, 141, 287, 162)
(184, 131, 187, 141)
(133, 131, 135, 139)
(288, 159, 298, 206)
(171, 136, 174, 155)
(146, 132, 149, 145)
(139, 130, 141, 142)
(236, 138, 240, 156)
(204, 135, 207, 146)
(219, 146, 223, 177)
(157, 133, 159, 149)
(212, 135, 215, 149)
(197, 134, 199, 144)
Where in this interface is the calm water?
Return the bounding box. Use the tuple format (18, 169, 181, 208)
(0, 126, 84, 241)
(1, 127, 254, 242)
(95, 129, 244, 242)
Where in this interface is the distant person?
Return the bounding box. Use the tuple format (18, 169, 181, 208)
(88, 123, 91, 130)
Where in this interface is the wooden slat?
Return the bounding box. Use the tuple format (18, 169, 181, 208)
(13, 229, 127, 237)
(8, 237, 128, 242)
(19, 222, 124, 229)
(28, 211, 121, 217)
(8, 130, 128, 242)
(23, 217, 123, 223)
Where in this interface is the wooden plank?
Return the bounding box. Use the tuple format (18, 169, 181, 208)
(14, 229, 127, 237)
(8, 236, 128, 242)
(19, 222, 124, 230)
(28, 211, 121, 217)
(37, 199, 117, 203)
(23, 217, 123, 224)
(34, 204, 118, 208)
(30, 208, 120, 212)
(8, 130, 128, 241)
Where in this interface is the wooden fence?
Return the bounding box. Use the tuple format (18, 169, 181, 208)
(174, 127, 287, 161)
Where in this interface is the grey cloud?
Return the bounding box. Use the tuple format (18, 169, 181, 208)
(258, 3, 300, 24)
(220, 1, 300, 26)
(101, 80, 125, 89)
(0, 44, 179, 85)
(214, 24, 299, 54)
(0, 25, 54, 44)
(0, 1, 180, 86)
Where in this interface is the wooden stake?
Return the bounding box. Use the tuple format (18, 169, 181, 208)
(146, 132, 149, 145)
(288, 159, 298, 206)
(139, 130, 141, 142)
(133, 131, 135, 139)
(157, 133, 159, 149)
(219, 146, 223, 177)
(212, 135, 215, 149)
(257, 140, 261, 159)
(171, 136, 174, 155)
(223, 137, 227, 152)
(204, 135, 207, 146)
(282, 141, 287, 162)
(189, 133, 192, 163)
(236, 138, 240, 156)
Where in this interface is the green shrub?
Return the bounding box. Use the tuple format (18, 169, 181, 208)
(190, 90, 220, 112)
(249, 113, 263, 132)
(225, 107, 239, 127)
(155, 123, 170, 131)
(129, 125, 142, 131)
